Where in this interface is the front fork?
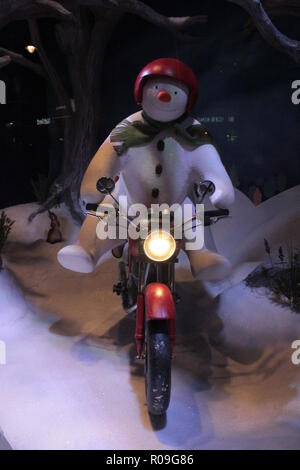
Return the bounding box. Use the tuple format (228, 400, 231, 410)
(135, 294, 145, 358)
(135, 262, 176, 358)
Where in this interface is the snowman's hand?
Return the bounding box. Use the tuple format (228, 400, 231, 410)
(80, 138, 121, 204)
(192, 144, 235, 208)
(210, 188, 233, 208)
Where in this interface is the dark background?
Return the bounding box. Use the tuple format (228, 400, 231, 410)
(0, 0, 299, 209)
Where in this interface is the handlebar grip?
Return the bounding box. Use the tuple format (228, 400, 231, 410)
(205, 209, 229, 218)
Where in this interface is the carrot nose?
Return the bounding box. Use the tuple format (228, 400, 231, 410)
(157, 90, 171, 103)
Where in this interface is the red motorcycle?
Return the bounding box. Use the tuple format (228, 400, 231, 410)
(86, 178, 229, 415)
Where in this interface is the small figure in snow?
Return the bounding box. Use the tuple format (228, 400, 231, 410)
(0, 210, 14, 269)
(47, 211, 62, 244)
(57, 58, 235, 281)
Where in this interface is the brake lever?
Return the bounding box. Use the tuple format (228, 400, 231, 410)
(207, 215, 231, 225)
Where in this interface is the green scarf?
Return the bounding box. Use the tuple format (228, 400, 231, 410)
(110, 112, 215, 156)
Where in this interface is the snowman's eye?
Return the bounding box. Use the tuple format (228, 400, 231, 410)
(155, 85, 158, 89)
(174, 91, 178, 95)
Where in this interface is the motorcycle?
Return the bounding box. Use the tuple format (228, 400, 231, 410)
(86, 178, 229, 415)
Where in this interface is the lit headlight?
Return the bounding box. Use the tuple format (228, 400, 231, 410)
(143, 230, 176, 262)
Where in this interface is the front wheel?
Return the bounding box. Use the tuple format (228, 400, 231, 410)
(145, 320, 171, 416)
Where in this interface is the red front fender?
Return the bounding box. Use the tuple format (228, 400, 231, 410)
(144, 283, 175, 321)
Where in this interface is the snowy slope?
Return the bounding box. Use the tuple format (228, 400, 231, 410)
(0, 257, 299, 450)
(3, 202, 80, 246)
(211, 185, 300, 265)
(0, 188, 299, 449)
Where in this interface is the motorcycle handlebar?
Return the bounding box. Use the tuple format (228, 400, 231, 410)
(204, 208, 229, 218)
(86, 204, 229, 217)
(86, 204, 229, 218)
(85, 203, 100, 212)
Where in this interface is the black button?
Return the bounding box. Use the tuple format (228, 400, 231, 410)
(155, 164, 162, 175)
(157, 140, 165, 151)
(152, 188, 159, 198)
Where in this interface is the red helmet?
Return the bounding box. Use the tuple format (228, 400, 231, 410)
(134, 58, 198, 112)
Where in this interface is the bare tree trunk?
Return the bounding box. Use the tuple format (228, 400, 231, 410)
(54, 7, 122, 222)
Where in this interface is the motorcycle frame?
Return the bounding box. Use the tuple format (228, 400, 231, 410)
(128, 240, 177, 358)
(86, 178, 229, 360)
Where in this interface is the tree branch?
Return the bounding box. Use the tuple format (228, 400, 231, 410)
(0, 0, 207, 41)
(263, 0, 300, 18)
(228, 0, 300, 63)
(108, 0, 207, 30)
(167, 15, 207, 30)
(0, 46, 46, 76)
(80, 0, 207, 41)
(35, 0, 72, 16)
(28, 19, 71, 108)
(0, 0, 73, 30)
(0, 54, 11, 68)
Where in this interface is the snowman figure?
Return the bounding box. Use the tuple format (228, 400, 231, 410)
(58, 58, 235, 280)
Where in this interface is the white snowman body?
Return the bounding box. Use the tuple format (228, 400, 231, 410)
(111, 112, 234, 209)
(58, 75, 235, 278)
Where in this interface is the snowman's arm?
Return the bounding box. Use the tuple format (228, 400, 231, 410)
(192, 144, 235, 208)
(80, 137, 121, 204)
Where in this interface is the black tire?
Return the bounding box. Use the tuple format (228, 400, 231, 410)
(145, 320, 171, 416)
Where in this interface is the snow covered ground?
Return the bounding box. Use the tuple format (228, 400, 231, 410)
(0, 189, 300, 450)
